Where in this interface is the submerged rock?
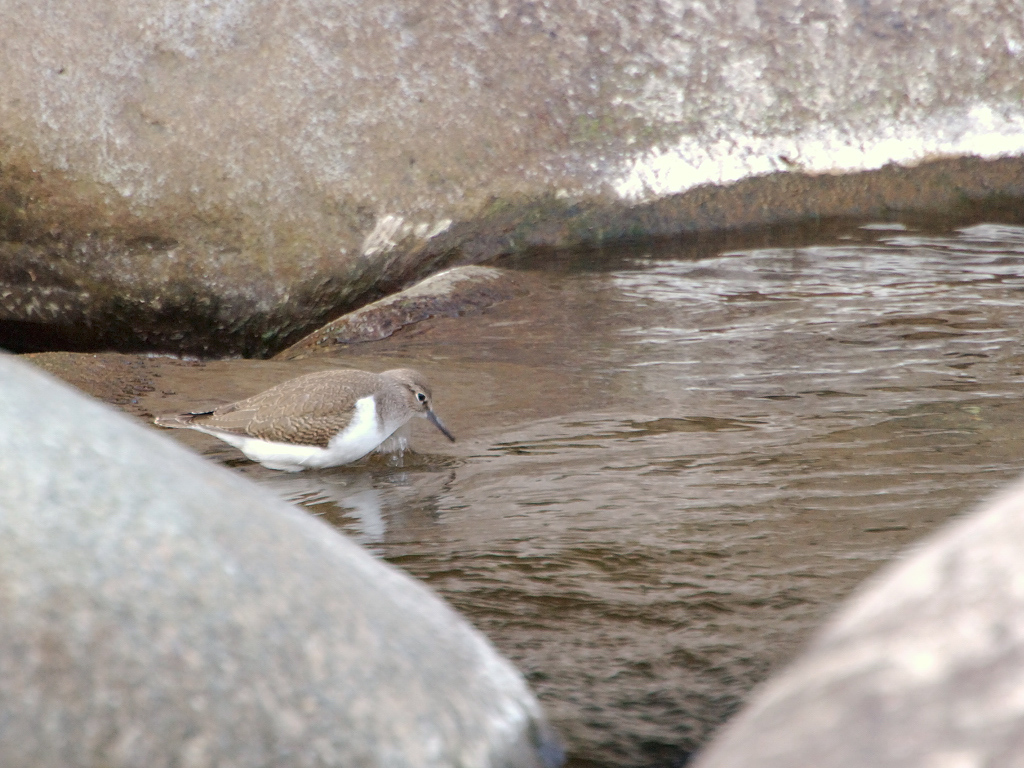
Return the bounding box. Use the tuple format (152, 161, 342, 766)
(0, 355, 562, 768)
(277, 265, 529, 359)
(693, 474, 1024, 768)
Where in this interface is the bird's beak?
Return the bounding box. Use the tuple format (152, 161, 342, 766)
(426, 410, 456, 442)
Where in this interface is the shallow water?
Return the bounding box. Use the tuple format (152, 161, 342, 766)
(160, 221, 1024, 766)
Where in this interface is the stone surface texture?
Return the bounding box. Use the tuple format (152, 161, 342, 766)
(1, 0, 1023, 354)
(693, 474, 1024, 768)
(277, 265, 528, 358)
(0, 354, 561, 768)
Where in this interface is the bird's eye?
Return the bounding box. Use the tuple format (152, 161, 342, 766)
(417, 392, 427, 403)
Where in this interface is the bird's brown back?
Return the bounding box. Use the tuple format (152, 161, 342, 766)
(187, 369, 387, 448)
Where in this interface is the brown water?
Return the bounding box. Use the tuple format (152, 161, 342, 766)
(149, 221, 1024, 767)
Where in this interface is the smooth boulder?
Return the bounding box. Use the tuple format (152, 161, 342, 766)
(0, 354, 562, 768)
(277, 265, 529, 359)
(694, 473, 1024, 767)
(2, 1, 1024, 354)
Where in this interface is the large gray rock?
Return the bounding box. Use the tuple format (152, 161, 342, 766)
(693, 474, 1024, 767)
(0, 355, 562, 768)
(2, 1, 1023, 354)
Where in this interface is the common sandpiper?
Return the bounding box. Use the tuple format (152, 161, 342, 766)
(154, 368, 454, 472)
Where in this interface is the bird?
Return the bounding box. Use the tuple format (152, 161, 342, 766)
(154, 368, 454, 472)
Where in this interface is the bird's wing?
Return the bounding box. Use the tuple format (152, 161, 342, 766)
(193, 370, 381, 448)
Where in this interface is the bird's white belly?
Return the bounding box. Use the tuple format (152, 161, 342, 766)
(197, 396, 393, 472)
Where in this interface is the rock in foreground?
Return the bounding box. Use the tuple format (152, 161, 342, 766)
(0, 355, 562, 768)
(694, 474, 1024, 768)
